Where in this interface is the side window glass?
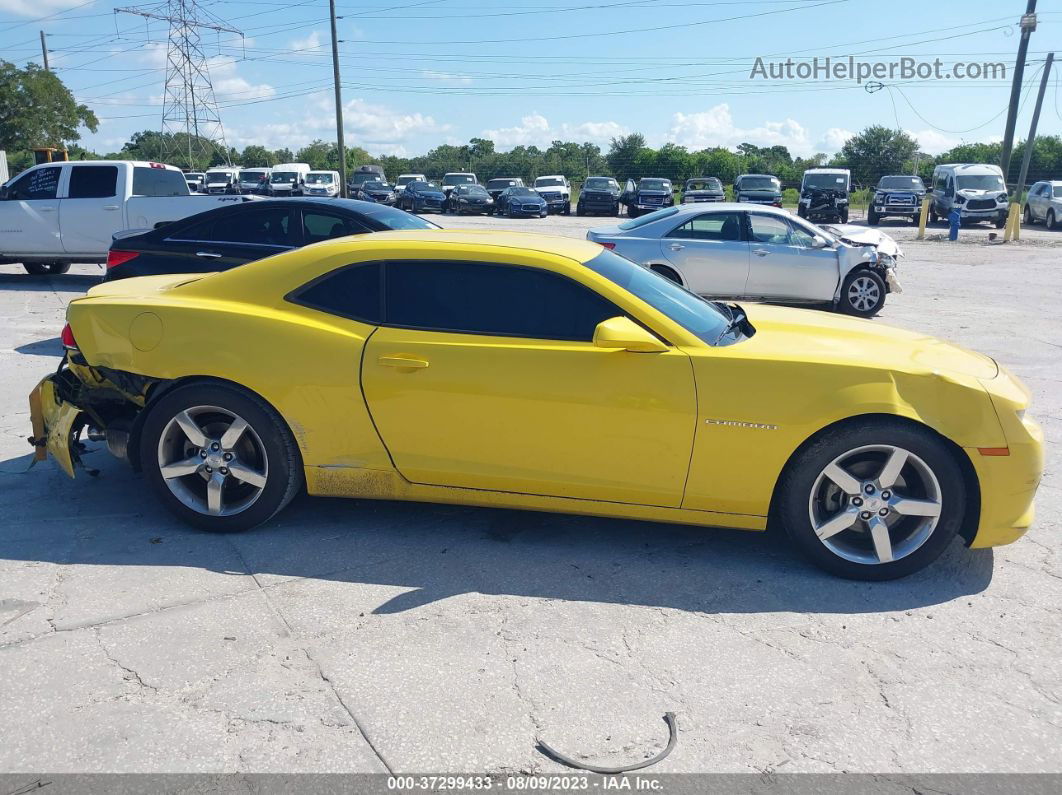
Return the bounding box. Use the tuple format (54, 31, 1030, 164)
(132, 167, 188, 197)
(668, 212, 743, 241)
(303, 212, 367, 244)
(290, 262, 382, 323)
(748, 214, 792, 245)
(9, 166, 61, 200)
(173, 217, 216, 241)
(787, 220, 816, 248)
(384, 261, 621, 341)
(220, 208, 292, 245)
(68, 165, 118, 199)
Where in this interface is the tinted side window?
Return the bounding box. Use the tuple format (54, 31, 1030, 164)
(132, 167, 189, 197)
(219, 208, 292, 245)
(9, 166, 61, 200)
(669, 212, 743, 241)
(68, 165, 118, 199)
(303, 211, 369, 244)
(172, 216, 216, 241)
(290, 262, 382, 323)
(384, 261, 620, 341)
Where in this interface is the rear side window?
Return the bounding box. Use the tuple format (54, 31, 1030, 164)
(68, 165, 118, 199)
(303, 211, 370, 244)
(668, 212, 744, 241)
(222, 208, 293, 245)
(290, 262, 383, 324)
(132, 167, 189, 196)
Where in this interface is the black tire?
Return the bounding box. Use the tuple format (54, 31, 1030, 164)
(507, 205, 515, 218)
(839, 208, 849, 223)
(839, 269, 886, 317)
(23, 262, 48, 275)
(628, 207, 639, 219)
(612, 205, 620, 217)
(576, 205, 585, 216)
(139, 382, 302, 532)
(1047, 210, 1057, 230)
(929, 208, 939, 224)
(797, 205, 807, 219)
(994, 216, 1006, 229)
(867, 207, 879, 226)
(47, 262, 71, 274)
(1024, 205, 1034, 225)
(776, 418, 965, 580)
(911, 213, 920, 226)
(563, 202, 571, 215)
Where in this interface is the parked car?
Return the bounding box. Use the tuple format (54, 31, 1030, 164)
(681, 177, 725, 204)
(303, 170, 342, 198)
(929, 163, 1007, 228)
(268, 163, 311, 197)
(396, 180, 447, 213)
(494, 186, 548, 218)
(1022, 180, 1062, 229)
(485, 177, 524, 201)
(351, 179, 395, 204)
(869, 175, 927, 225)
(576, 176, 621, 216)
(203, 166, 241, 195)
(446, 183, 493, 214)
(29, 230, 1041, 580)
(395, 173, 427, 195)
(348, 164, 386, 194)
(620, 178, 674, 218)
(798, 168, 850, 223)
(586, 203, 902, 317)
(441, 172, 477, 198)
(534, 175, 572, 215)
(237, 168, 271, 195)
(0, 160, 255, 274)
(104, 198, 438, 280)
(185, 172, 205, 193)
(734, 174, 782, 207)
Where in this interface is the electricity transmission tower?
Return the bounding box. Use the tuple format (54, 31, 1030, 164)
(116, 2, 243, 168)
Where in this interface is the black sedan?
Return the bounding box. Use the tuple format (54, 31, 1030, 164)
(494, 186, 547, 218)
(351, 179, 396, 204)
(104, 198, 438, 280)
(446, 184, 494, 214)
(395, 180, 447, 213)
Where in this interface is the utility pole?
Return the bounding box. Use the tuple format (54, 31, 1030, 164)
(999, 0, 1037, 187)
(39, 31, 49, 71)
(1007, 53, 1054, 241)
(329, 0, 347, 198)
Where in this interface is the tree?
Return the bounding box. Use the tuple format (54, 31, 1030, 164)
(606, 133, 647, 182)
(0, 60, 98, 155)
(840, 126, 918, 186)
(240, 145, 272, 167)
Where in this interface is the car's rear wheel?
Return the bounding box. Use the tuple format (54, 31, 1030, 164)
(23, 262, 70, 275)
(839, 270, 886, 317)
(1047, 209, 1057, 230)
(140, 382, 302, 532)
(1024, 205, 1034, 225)
(777, 421, 964, 580)
(867, 207, 879, 225)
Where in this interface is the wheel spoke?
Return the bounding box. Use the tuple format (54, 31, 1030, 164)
(228, 461, 267, 489)
(160, 456, 202, 480)
(814, 507, 859, 540)
(220, 417, 248, 450)
(892, 497, 941, 517)
(868, 516, 894, 563)
(174, 410, 208, 448)
(877, 448, 908, 488)
(823, 462, 861, 495)
(206, 473, 225, 515)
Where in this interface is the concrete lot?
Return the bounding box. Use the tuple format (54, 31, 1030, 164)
(0, 214, 1059, 775)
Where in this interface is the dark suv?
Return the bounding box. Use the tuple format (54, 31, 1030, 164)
(576, 176, 620, 216)
(681, 177, 725, 204)
(620, 178, 674, 218)
(869, 175, 927, 225)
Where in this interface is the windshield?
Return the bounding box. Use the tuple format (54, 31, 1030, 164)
(1054, 185, 1062, 198)
(803, 173, 848, 190)
(408, 181, 436, 191)
(462, 185, 489, 196)
(187, 173, 204, 179)
(535, 177, 565, 188)
(638, 179, 671, 191)
(879, 176, 924, 190)
(350, 171, 383, 186)
(362, 181, 391, 190)
(618, 207, 679, 230)
(487, 179, 518, 189)
(445, 174, 475, 185)
(583, 250, 730, 346)
(956, 174, 1005, 192)
(511, 187, 535, 196)
(738, 176, 780, 191)
(584, 178, 618, 191)
(362, 204, 439, 230)
(206, 172, 232, 183)
(271, 172, 297, 184)
(306, 173, 335, 185)
(685, 179, 721, 191)
(396, 176, 420, 186)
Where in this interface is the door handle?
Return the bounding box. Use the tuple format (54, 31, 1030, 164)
(196, 251, 222, 258)
(378, 355, 429, 369)
(103, 205, 120, 211)
(38, 207, 56, 212)
(753, 248, 769, 257)
(668, 243, 684, 251)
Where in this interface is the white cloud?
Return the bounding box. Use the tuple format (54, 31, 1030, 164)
(291, 30, 324, 53)
(0, 0, 82, 17)
(421, 70, 473, 86)
(481, 113, 629, 149)
(907, 129, 961, 155)
(666, 103, 815, 156)
(817, 127, 854, 154)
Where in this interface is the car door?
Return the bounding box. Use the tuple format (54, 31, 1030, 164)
(619, 178, 636, 210)
(1029, 183, 1047, 220)
(659, 211, 750, 296)
(0, 165, 64, 255)
(743, 213, 837, 301)
(59, 164, 123, 256)
(163, 205, 295, 272)
(359, 259, 697, 507)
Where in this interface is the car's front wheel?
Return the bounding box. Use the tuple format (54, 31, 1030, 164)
(839, 269, 886, 317)
(777, 420, 965, 580)
(140, 382, 302, 532)
(1047, 209, 1057, 230)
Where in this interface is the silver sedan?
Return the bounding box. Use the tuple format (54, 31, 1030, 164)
(586, 203, 902, 317)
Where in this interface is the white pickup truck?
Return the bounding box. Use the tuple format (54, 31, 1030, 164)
(0, 160, 256, 274)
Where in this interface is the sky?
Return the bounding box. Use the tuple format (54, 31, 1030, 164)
(1, 0, 1060, 159)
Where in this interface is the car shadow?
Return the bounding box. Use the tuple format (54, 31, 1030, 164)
(0, 450, 995, 617)
(14, 337, 63, 357)
(0, 272, 101, 292)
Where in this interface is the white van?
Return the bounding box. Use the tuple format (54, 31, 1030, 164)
(238, 167, 271, 195)
(203, 166, 241, 194)
(268, 162, 311, 196)
(395, 173, 427, 194)
(930, 163, 1008, 227)
(303, 170, 341, 198)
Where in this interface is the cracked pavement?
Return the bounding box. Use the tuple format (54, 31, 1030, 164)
(0, 215, 1059, 774)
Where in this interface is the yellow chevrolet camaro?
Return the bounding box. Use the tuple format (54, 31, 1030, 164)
(29, 230, 1041, 579)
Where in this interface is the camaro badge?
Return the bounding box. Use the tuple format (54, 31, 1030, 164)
(705, 418, 779, 430)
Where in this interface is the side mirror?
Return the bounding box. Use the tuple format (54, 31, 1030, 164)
(811, 235, 830, 249)
(0, 185, 9, 200)
(593, 316, 667, 353)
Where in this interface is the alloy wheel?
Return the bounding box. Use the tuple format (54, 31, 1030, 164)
(808, 444, 942, 565)
(847, 275, 881, 312)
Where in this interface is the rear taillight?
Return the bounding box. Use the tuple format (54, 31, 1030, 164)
(61, 323, 78, 350)
(599, 242, 616, 250)
(106, 249, 139, 269)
